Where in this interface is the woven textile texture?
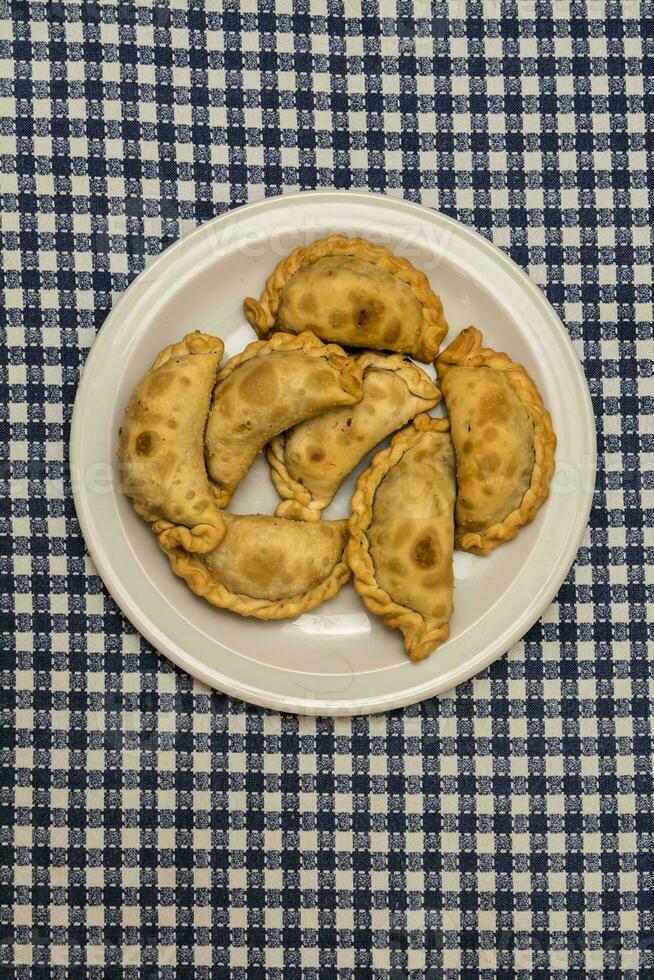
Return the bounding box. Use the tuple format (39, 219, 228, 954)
(2, 0, 653, 976)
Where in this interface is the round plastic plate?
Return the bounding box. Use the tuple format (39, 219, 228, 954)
(70, 191, 596, 715)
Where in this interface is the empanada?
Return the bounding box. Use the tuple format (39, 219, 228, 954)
(204, 331, 363, 506)
(159, 513, 350, 620)
(435, 326, 556, 555)
(118, 331, 226, 553)
(243, 235, 448, 362)
(348, 415, 455, 661)
(269, 352, 441, 521)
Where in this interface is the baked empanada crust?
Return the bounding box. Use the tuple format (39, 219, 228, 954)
(159, 514, 350, 620)
(204, 331, 363, 507)
(269, 351, 441, 521)
(348, 414, 455, 661)
(243, 235, 448, 362)
(436, 326, 556, 556)
(118, 331, 226, 553)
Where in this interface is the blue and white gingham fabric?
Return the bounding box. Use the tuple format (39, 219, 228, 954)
(2, 1, 653, 975)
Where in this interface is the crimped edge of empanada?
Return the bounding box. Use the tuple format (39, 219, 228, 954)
(242, 235, 449, 362)
(347, 414, 452, 661)
(151, 519, 226, 554)
(435, 326, 557, 556)
(157, 526, 351, 621)
(268, 352, 442, 522)
(151, 330, 224, 371)
(208, 330, 364, 507)
(214, 328, 362, 396)
(120, 331, 226, 553)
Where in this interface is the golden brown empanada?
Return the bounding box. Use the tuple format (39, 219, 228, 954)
(348, 415, 455, 661)
(204, 331, 363, 506)
(268, 351, 441, 521)
(435, 326, 556, 555)
(243, 235, 448, 362)
(118, 331, 226, 553)
(159, 513, 350, 620)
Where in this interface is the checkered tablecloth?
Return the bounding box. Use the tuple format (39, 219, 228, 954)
(2, 1, 653, 975)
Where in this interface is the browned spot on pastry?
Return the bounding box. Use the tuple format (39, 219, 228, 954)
(480, 391, 510, 422)
(135, 431, 157, 456)
(330, 309, 344, 327)
(167, 418, 177, 429)
(311, 367, 339, 388)
(300, 292, 317, 313)
(239, 360, 279, 403)
(393, 522, 412, 548)
(181, 376, 191, 386)
(484, 452, 501, 473)
(412, 534, 438, 568)
(353, 298, 383, 329)
(193, 498, 208, 512)
(148, 372, 174, 396)
(185, 490, 195, 500)
(484, 427, 498, 441)
(308, 446, 325, 462)
(505, 456, 518, 477)
(383, 318, 401, 343)
(477, 451, 501, 479)
(388, 557, 405, 575)
(466, 382, 476, 391)
(462, 439, 473, 454)
(244, 550, 282, 588)
(364, 403, 376, 415)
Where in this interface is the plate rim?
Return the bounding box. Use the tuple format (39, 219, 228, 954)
(70, 189, 596, 715)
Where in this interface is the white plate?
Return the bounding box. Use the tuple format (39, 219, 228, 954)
(70, 191, 595, 716)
